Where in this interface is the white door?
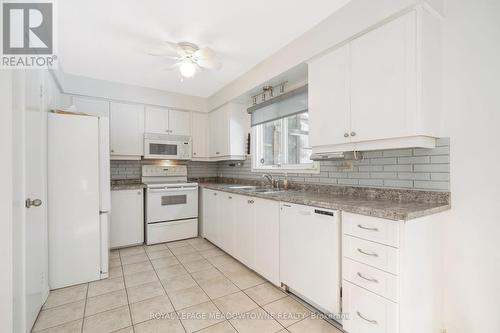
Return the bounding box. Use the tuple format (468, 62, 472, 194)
(191, 112, 209, 158)
(169, 109, 191, 136)
(145, 106, 168, 134)
(350, 11, 416, 142)
(25, 72, 47, 332)
(110, 102, 144, 156)
(308, 43, 351, 147)
(11, 71, 50, 333)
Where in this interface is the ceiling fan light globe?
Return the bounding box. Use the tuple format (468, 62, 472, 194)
(179, 62, 196, 78)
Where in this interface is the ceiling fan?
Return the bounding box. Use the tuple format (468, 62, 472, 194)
(150, 41, 222, 78)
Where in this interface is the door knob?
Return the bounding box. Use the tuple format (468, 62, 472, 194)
(25, 198, 42, 208)
(344, 133, 349, 138)
(350, 131, 356, 137)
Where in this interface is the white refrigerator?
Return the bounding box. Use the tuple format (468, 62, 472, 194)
(48, 112, 110, 289)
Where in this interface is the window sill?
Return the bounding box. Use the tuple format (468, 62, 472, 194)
(251, 163, 320, 174)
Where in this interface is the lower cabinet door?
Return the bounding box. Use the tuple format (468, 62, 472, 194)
(202, 189, 220, 246)
(232, 194, 255, 269)
(342, 281, 398, 333)
(253, 198, 280, 285)
(110, 189, 144, 248)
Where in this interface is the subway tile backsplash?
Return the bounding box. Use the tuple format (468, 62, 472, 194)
(111, 138, 450, 191)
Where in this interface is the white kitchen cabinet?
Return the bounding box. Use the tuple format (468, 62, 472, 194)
(191, 112, 210, 160)
(232, 194, 255, 269)
(308, 6, 442, 154)
(208, 102, 249, 160)
(280, 202, 341, 315)
(341, 212, 445, 333)
(169, 109, 191, 136)
(202, 189, 220, 245)
(145, 106, 191, 136)
(308, 43, 350, 148)
(144, 106, 167, 134)
(201, 189, 280, 285)
(72, 96, 110, 117)
(110, 102, 144, 158)
(253, 197, 280, 285)
(110, 189, 144, 248)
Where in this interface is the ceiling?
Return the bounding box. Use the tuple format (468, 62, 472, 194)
(58, 0, 351, 98)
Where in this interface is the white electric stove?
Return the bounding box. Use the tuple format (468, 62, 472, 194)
(142, 165, 198, 245)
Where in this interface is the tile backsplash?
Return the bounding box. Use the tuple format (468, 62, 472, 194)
(111, 138, 450, 191)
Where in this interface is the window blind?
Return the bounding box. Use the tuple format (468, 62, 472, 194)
(248, 85, 308, 127)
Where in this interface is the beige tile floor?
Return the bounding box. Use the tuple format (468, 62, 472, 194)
(32, 237, 343, 333)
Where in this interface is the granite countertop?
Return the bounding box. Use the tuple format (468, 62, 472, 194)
(111, 179, 145, 190)
(198, 182, 450, 221)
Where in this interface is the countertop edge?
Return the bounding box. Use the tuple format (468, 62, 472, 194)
(199, 183, 451, 221)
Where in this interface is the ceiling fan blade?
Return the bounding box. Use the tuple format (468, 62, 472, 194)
(197, 57, 222, 70)
(194, 47, 216, 60)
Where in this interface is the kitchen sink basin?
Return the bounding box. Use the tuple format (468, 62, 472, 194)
(227, 185, 257, 190)
(248, 188, 285, 194)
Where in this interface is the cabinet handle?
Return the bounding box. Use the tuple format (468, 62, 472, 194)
(247, 200, 254, 204)
(228, 196, 232, 199)
(193, 152, 197, 155)
(357, 224, 379, 232)
(213, 192, 217, 196)
(282, 204, 291, 207)
(357, 248, 379, 257)
(111, 149, 115, 153)
(357, 272, 378, 283)
(137, 191, 141, 195)
(350, 131, 356, 137)
(344, 132, 349, 138)
(357, 311, 378, 325)
(216, 152, 220, 155)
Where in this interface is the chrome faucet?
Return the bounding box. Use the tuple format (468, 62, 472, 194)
(262, 174, 278, 189)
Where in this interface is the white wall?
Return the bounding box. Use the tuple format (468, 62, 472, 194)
(53, 69, 209, 112)
(441, 1, 500, 332)
(0, 71, 14, 333)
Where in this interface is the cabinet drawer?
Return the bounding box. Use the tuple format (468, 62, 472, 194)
(343, 281, 398, 333)
(343, 212, 399, 247)
(343, 258, 398, 302)
(343, 235, 399, 275)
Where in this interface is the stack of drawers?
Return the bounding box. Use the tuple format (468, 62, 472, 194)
(342, 212, 400, 333)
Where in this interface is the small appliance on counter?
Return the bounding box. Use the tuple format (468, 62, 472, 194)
(142, 165, 198, 244)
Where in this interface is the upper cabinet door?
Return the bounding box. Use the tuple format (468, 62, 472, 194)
(168, 109, 191, 136)
(110, 102, 144, 156)
(145, 106, 168, 134)
(209, 107, 229, 157)
(308, 43, 351, 147)
(191, 112, 209, 158)
(72, 96, 110, 118)
(350, 11, 416, 142)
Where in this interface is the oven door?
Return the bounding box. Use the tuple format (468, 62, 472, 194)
(144, 139, 180, 159)
(146, 185, 198, 223)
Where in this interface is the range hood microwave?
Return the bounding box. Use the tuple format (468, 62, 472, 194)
(143, 133, 192, 160)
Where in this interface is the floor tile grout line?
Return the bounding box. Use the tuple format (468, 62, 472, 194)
(80, 282, 89, 333)
(120, 249, 136, 333)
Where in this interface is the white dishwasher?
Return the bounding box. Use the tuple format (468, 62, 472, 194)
(280, 202, 341, 317)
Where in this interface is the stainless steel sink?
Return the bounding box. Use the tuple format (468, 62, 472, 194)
(248, 188, 285, 194)
(227, 185, 257, 190)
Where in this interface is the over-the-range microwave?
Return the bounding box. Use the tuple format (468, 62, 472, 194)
(143, 133, 192, 160)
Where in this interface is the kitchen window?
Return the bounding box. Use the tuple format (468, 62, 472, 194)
(250, 86, 318, 173)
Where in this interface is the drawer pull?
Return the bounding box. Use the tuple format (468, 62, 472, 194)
(357, 311, 378, 325)
(357, 248, 379, 257)
(357, 272, 379, 283)
(357, 224, 379, 232)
